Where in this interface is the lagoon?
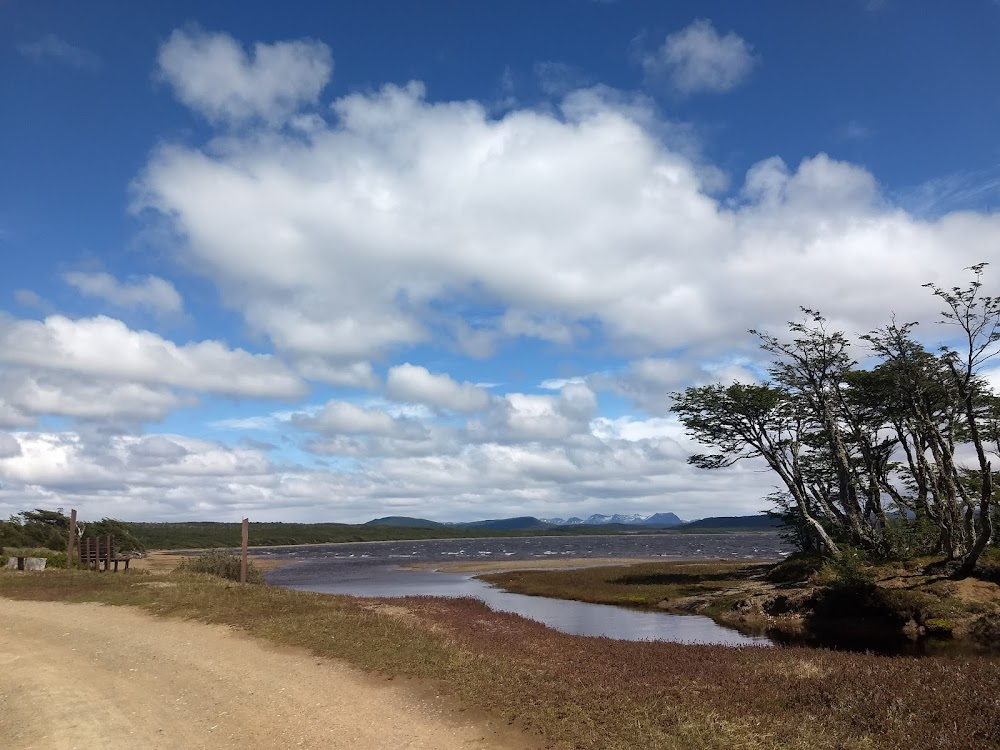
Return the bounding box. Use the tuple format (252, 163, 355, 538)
(266, 533, 786, 646)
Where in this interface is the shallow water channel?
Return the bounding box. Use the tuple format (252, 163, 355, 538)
(265, 534, 784, 647)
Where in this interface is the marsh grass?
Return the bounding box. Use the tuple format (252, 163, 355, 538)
(3, 568, 1000, 750)
(479, 559, 765, 608)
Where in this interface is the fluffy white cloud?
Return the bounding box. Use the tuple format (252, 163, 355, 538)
(644, 19, 757, 94)
(301, 400, 398, 435)
(0, 369, 189, 425)
(0, 432, 271, 499)
(137, 76, 1000, 376)
(157, 27, 332, 125)
(464, 383, 599, 444)
(63, 272, 183, 315)
(291, 357, 378, 389)
(0, 315, 306, 399)
(386, 364, 492, 413)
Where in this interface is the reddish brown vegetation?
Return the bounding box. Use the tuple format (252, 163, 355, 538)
(401, 596, 1000, 750)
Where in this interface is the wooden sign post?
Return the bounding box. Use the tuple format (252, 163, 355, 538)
(66, 509, 77, 570)
(240, 518, 249, 584)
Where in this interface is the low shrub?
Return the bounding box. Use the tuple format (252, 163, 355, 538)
(174, 552, 265, 584)
(817, 547, 876, 593)
(765, 553, 825, 583)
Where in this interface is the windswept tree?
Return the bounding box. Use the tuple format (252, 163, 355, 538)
(672, 265, 1000, 574)
(670, 382, 841, 556)
(924, 264, 1000, 574)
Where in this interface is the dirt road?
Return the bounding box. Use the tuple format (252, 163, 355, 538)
(0, 598, 531, 750)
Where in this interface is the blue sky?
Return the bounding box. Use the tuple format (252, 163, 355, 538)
(2, 0, 1000, 523)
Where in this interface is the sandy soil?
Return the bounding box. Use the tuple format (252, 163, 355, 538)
(0, 599, 534, 750)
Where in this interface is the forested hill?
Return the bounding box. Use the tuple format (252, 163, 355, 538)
(675, 516, 782, 532)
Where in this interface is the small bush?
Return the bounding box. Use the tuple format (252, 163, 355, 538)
(820, 547, 876, 592)
(174, 552, 265, 584)
(765, 553, 825, 583)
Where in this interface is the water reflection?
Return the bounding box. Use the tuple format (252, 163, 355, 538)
(279, 565, 772, 647)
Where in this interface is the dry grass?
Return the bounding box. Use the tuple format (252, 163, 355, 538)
(2, 568, 1000, 750)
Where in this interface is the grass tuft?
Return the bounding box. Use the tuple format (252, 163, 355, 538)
(174, 552, 265, 584)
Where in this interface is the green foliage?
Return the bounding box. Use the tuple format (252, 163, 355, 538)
(882, 515, 940, 560)
(764, 553, 825, 583)
(0, 519, 29, 549)
(1, 509, 70, 551)
(175, 552, 265, 584)
(822, 547, 876, 593)
(84, 518, 146, 553)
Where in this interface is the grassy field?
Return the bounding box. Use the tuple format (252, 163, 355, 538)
(2, 565, 999, 750)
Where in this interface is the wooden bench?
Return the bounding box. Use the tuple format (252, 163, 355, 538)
(78, 534, 132, 572)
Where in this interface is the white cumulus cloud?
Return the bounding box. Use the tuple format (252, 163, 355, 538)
(157, 27, 332, 125)
(0, 315, 306, 399)
(644, 19, 757, 94)
(63, 272, 184, 315)
(386, 364, 492, 413)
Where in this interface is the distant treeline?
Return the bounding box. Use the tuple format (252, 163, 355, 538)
(120, 520, 698, 549)
(127, 521, 530, 549)
(2, 510, 779, 552)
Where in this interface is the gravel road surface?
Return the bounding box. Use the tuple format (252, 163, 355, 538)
(0, 598, 532, 750)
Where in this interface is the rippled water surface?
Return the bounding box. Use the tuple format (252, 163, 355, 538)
(265, 533, 786, 646)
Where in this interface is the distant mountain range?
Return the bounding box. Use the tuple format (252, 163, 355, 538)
(365, 512, 781, 532)
(538, 512, 683, 527)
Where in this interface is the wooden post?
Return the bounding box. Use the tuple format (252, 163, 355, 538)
(240, 518, 249, 584)
(66, 509, 77, 570)
(103, 534, 111, 573)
